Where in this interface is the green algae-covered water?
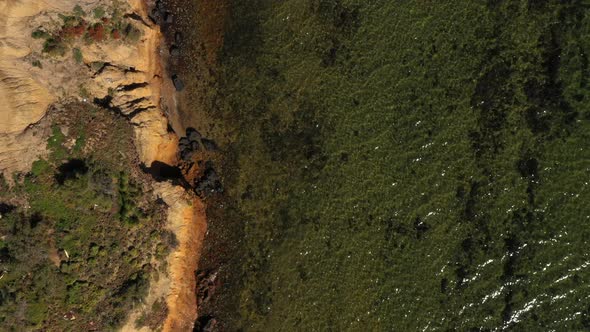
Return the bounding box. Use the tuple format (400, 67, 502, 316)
(180, 0, 590, 330)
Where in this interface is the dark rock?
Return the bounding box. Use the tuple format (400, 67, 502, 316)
(149, 1, 166, 24)
(175, 31, 183, 44)
(170, 45, 180, 57)
(240, 185, 253, 200)
(194, 164, 223, 197)
(201, 138, 218, 151)
(155, 0, 165, 14)
(172, 74, 184, 91)
(187, 128, 202, 141)
(179, 137, 189, 146)
(191, 141, 200, 151)
(193, 315, 217, 332)
(163, 12, 173, 24)
(203, 318, 217, 332)
(196, 270, 219, 306)
(149, 8, 161, 24)
(181, 150, 196, 162)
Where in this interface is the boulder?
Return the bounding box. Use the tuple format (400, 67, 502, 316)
(201, 138, 218, 151)
(175, 31, 183, 44)
(170, 45, 180, 57)
(194, 315, 217, 332)
(194, 164, 223, 197)
(196, 270, 219, 305)
(163, 12, 174, 24)
(172, 74, 184, 91)
(181, 150, 195, 162)
(203, 318, 218, 332)
(187, 128, 202, 141)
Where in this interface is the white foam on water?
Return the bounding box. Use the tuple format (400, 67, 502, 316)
(505, 298, 538, 326)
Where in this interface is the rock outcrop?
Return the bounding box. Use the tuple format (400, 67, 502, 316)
(0, 0, 177, 175)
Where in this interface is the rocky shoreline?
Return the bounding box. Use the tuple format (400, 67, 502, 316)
(104, 1, 208, 330)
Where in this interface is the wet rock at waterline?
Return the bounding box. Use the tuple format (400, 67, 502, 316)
(201, 138, 218, 152)
(175, 31, 183, 45)
(179, 129, 201, 162)
(170, 45, 180, 57)
(179, 137, 190, 147)
(176, 127, 223, 197)
(193, 315, 218, 332)
(163, 12, 174, 24)
(196, 269, 219, 306)
(148, 0, 168, 25)
(178, 128, 219, 162)
(172, 74, 185, 91)
(194, 163, 223, 197)
(187, 128, 202, 141)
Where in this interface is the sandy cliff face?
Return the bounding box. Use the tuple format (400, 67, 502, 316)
(0, 0, 176, 174)
(0, 1, 60, 134)
(154, 183, 206, 332)
(0, 1, 54, 176)
(0, 1, 203, 330)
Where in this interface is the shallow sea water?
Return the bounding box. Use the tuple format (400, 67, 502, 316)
(175, 0, 590, 330)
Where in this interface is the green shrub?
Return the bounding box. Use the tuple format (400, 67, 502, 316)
(79, 85, 90, 99)
(124, 24, 142, 43)
(93, 6, 105, 19)
(47, 126, 67, 161)
(73, 5, 86, 17)
(72, 47, 83, 64)
(30, 159, 50, 177)
(0, 104, 164, 330)
(31, 29, 50, 39)
(42, 38, 67, 57)
(58, 14, 78, 27)
(26, 302, 47, 325)
(66, 281, 87, 305)
(72, 133, 85, 153)
(90, 61, 105, 72)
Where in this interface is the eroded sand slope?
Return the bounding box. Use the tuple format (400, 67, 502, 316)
(0, 0, 177, 174)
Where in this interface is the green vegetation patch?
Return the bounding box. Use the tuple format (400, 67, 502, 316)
(73, 5, 86, 18)
(93, 6, 105, 19)
(72, 47, 83, 63)
(31, 59, 42, 68)
(36, 4, 143, 59)
(0, 103, 171, 330)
